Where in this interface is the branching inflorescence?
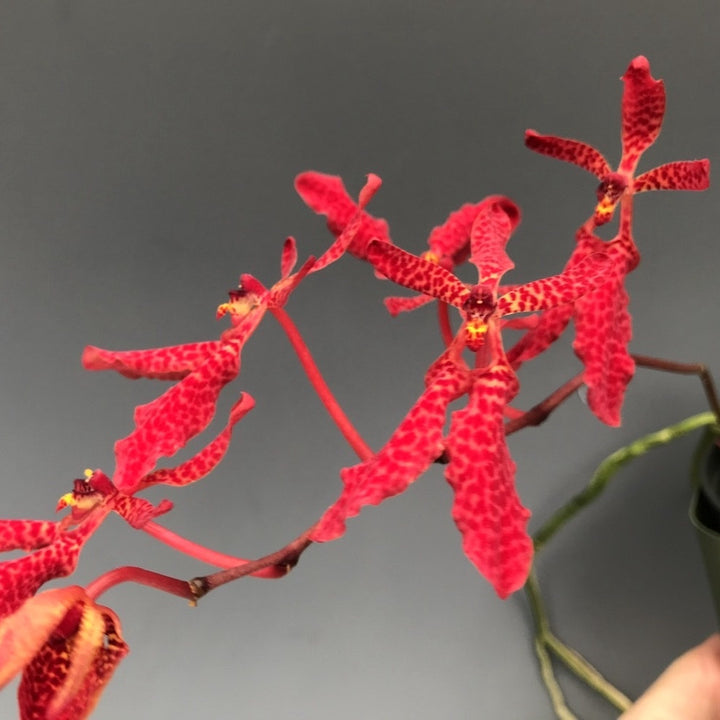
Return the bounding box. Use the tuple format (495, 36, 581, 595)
(0, 56, 712, 719)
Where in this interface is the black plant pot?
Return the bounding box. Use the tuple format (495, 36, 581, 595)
(690, 438, 720, 625)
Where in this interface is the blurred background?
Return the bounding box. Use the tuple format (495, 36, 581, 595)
(1, 2, 718, 718)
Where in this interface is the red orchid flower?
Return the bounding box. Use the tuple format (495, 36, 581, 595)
(0, 586, 127, 720)
(312, 198, 610, 597)
(384, 196, 521, 316)
(525, 55, 709, 227)
(82, 174, 381, 496)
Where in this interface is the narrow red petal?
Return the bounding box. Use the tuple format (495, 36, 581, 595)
(505, 304, 574, 369)
(445, 366, 532, 598)
(425, 201, 485, 269)
(294, 171, 391, 259)
(112, 342, 242, 493)
(280, 236, 298, 279)
(311, 358, 471, 542)
(0, 520, 60, 554)
(469, 196, 519, 284)
(366, 240, 469, 308)
(268, 255, 316, 308)
(634, 159, 710, 193)
(620, 56, 665, 174)
(113, 496, 174, 529)
(383, 293, 434, 316)
(140, 393, 255, 489)
(525, 130, 611, 178)
(81, 341, 224, 380)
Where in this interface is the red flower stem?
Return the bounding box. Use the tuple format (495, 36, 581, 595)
(271, 306, 374, 461)
(142, 520, 286, 578)
(632, 353, 720, 421)
(85, 566, 194, 603)
(505, 371, 586, 435)
(436, 301, 454, 347)
(189, 530, 314, 600)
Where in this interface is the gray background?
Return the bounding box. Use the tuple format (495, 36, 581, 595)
(1, 2, 719, 718)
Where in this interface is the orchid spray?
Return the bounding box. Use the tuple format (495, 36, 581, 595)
(0, 56, 716, 720)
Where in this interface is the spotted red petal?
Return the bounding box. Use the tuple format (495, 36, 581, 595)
(280, 236, 298, 279)
(268, 255, 315, 308)
(445, 365, 532, 598)
(620, 56, 665, 174)
(113, 496, 174, 529)
(311, 173, 384, 273)
(112, 342, 242, 493)
(82, 341, 224, 380)
(0, 520, 60, 554)
(497, 253, 610, 317)
(18, 603, 128, 720)
(140, 393, 255, 489)
(311, 358, 471, 542)
(367, 240, 469, 308)
(469, 197, 519, 284)
(0, 507, 111, 620)
(425, 202, 484, 268)
(294, 171, 392, 259)
(524, 130, 611, 179)
(383, 293, 434, 316)
(634, 159, 710, 193)
(506, 304, 574, 369)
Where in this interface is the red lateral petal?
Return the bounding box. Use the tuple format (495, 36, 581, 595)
(497, 253, 610, 316)
(634, 159, 710, 192)
(383, 293, 434, 316)
(425, 202, 483, 268)
(141, 393, 255, 489)
(445, 366, 532, 598)
(505, 304, 574, 369)
(0, 520, 60, 554)
(469, 197, 519, 283)
(18, 607, 128, 720)
(311, 359, 470, 542)
(113, 496, 174, 529)
(366, 240, 469, 307)
(294, 171, 392, 259)
(81, 341, 223, 380)
(112, 342, 242, 493)
(280, 237, 298, 279)
(268, 255, 316, 308)
(573, 269, 635, 427)
(311, 173, 383, 273)
(0, 587, 86, 690)
(620, 56, 665, 174)
(0, 508, 111, 620)
(525, 130, 611, 178)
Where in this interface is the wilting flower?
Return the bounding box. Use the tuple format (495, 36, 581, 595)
(525, 55, 709, 227)
(0, 586, 127, 720)
(312, 198, 609, 597)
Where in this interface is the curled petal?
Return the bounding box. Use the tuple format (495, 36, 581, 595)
(634, 159, 710, 193)
(0, 520, 60, 554)
(268, 256, 315, 308)
(18, 605, 128, 720)
(469, 196, 519, 284)
(367, 240, 469, 308)
(82, 341, 224, 380)
(113, 342, 242, 494)
(620, 56, 665, 174)
(383, 293, 434, 316)
(311, 360, 470, 542)
(0, 586, 86, 690)
(294, 171, 392, 259)
(497, 253, 610, 317)
(140, 393, 255, 489)
(445, 366, 532, 598)
(425, 202, 484, 268)
(525, 130, 611, 179)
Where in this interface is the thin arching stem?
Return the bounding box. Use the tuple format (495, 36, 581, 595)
(86, 566, 194, 603)
(271, 306, 373, 461)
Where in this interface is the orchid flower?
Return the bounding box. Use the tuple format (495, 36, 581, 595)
(525, 55, 709, 227)
(0, 586, 127, 720)
(312, 198, 610, 597)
